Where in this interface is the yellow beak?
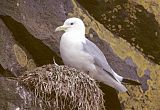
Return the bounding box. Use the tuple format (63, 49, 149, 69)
(55, 25, 68, 32)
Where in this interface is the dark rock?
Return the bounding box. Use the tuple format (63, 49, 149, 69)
(0, 19, 22, 76)
(140, 69, 151, 92)
(0, 77, 40, 110)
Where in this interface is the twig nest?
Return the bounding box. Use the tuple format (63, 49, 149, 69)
(19, 64, 105, 110)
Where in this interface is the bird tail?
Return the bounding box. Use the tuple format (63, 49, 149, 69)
(122, 78, 141, 85)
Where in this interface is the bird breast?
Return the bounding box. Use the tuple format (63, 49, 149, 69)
(60, 33, 94, 71)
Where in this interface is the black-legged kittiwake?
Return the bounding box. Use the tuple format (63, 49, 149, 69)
(55, 17, 140, 93)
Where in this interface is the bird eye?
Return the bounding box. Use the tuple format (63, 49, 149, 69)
(70, 22, 74, 25)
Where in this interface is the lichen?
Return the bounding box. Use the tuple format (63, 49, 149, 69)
(131, 0, 160, 24)
(13, 44, 28, 67)
(70, 0, 160, 109)
(26, 59, 36, 71)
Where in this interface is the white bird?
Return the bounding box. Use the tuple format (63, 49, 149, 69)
(55, 17, 140, 93)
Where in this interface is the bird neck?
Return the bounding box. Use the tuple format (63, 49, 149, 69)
(66, 28, 85, 35)
(63, 30, 86, 42)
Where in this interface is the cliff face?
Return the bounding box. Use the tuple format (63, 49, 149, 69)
(0, 0, 160, 110)
(74, 0, 160, 109)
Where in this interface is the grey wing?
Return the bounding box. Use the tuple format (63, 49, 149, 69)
(83, 38, 118, 82)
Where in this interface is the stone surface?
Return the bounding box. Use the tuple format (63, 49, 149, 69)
(76, 0, 160, 65)
(0, 19, 23, 76)
(0, 0, 72, 109)
(0, 77, 40, 110)
(74, 0, 160, 109)
(0, 0, 160, 110)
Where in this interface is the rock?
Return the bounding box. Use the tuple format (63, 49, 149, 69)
(0, 19, 23, 76)
(1, 0, 160, 110)
(0, 0, 73, 53)
(0, 77, 40, 110)
(76, 0, 160, 65)
(0, 0, 72, 109)
(75, 0, 160, 109)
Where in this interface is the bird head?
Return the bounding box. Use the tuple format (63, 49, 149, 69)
(55, 17, 85, 33)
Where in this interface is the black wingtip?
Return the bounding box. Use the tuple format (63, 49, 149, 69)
(126, 91, 130, 96)
(122, 78, 141, 85)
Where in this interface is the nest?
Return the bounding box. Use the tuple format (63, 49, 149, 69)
(19, 64, 105, 110)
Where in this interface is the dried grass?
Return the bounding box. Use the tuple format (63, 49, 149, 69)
(19, 63, 105, 110)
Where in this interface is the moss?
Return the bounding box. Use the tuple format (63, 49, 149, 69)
(70, 0, 160, 109)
